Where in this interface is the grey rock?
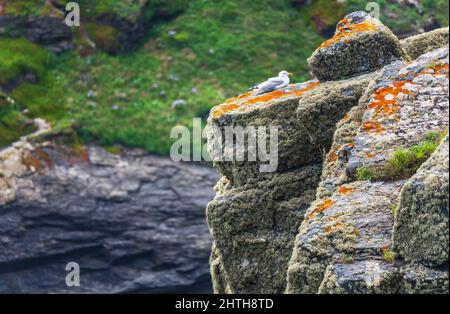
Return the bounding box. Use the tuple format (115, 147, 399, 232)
(0, 143, 219, 293)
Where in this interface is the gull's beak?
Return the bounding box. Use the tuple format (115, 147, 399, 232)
(288, 72, 294, 76)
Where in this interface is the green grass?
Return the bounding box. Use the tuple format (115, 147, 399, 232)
(0, 0, 448, 154)
(46, 0, 324, 154)
(356, 165, 378, 181)
(0, 38, 65, 147)
(383, 130, 448, 180)
(0, 38, 49, 86)
(355, 130, 448, 182)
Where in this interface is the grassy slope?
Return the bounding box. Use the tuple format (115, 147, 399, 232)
(0, 0, 448, 153)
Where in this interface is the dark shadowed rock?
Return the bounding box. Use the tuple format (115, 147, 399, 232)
(0, 142, 218, 293)
(0, 16, 72, 53)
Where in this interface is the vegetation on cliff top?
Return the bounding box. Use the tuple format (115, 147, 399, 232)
(0, 0, 448, 154)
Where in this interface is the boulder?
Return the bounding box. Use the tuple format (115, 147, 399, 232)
(206, 74, 374, 186)
(308, 11, 408, 81)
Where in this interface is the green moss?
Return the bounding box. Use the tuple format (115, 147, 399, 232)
(104, 145, 123, 155)
(382, 250, 396, 263)
(356, 165, 379, 181)
(389, 205, 397, 216)
(85, 23, 120, 53)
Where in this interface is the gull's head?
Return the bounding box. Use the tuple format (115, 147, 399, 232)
(279, 70, 293, 77)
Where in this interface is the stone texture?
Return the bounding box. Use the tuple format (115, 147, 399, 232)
(393, 136, 449, 267)
(401, 27, 449, 60)
(206, 25, 449, 294)
(0, 16, 72, 53)
(308, 11, 408, 81)
(207, 165, 321, 293)
(207, 75, 374, 186)
(287, 44, 449, 294)
(0, 141, 218, 293)
(287, 181, 404, 293)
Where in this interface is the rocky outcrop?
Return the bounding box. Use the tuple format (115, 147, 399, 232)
(0, 16, 72, 53)
(400, 27, 450, 59)
(0, 139, 218, 293)
(393, 137, 449, 267)
(205, 12, 449, 294)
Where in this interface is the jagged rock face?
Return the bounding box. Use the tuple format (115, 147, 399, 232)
(207, 165, 321, 293)
(0, 142, 218, 293)
(205, 60, 377, 294)
(0, 16, 72, 53)
(205, 14, 449, 294)
(287, 46, 449, 294)
(308, 11, 407, 81)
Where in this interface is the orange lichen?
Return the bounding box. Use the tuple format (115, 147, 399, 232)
(341, 114, 350, 123)
(338, 185, 355, 195)
(420, 63, 449, 77)
(22, 148, 53, 175)
(317, 16, 379, 50)
(22, 153, 42, 173)
(362, 79, 418, 135)
(435, 64, 449, 77)
(368, 81, 414, 119)
(327, 145, 341, 162)
(211, 81, 320, 118)
(362, 121, 384, 134)
(323, 222, 344, 233)
(306, 199, 334, 221)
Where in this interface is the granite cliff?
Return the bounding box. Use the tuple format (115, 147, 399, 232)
(206, 12, 449, 294)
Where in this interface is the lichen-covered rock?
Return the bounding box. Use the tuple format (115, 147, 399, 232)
(393, 136, 449, 267)
(206, 165, 322, 293)
(399, 264, 449, 294)
(319, 260, 402, 294)
(287, 45, 449, 294)
(207, 75, 374, 186)
(205, 25, 449, 295)
(308, 11, 408, 81)
(286, 181, 404, 293)
(317, 46, 449, 198)
(345, 46, 449, 179)
(401, 27, 449, 60)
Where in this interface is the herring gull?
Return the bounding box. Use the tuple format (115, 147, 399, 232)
(251, 70, 293, 95)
